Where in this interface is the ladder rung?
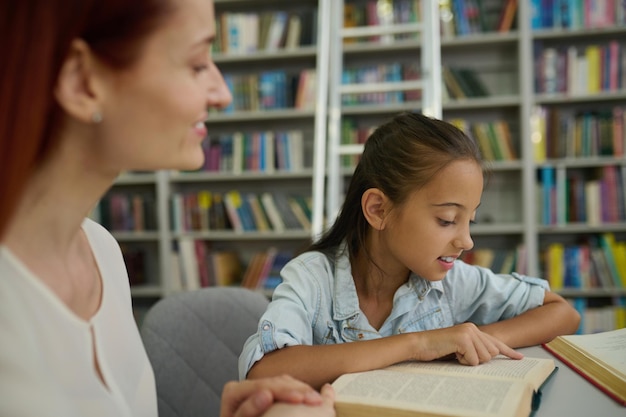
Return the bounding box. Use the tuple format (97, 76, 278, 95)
(337, 144, 365, 155)
(341, 22, 423, 39)
(339, 80, 423, 95)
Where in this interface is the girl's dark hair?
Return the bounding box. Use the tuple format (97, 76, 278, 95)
(309, 112, 485, 260)
(0, 0, 173, 237)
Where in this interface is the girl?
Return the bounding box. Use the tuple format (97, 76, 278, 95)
(239, 112, 580, 389)
(0, 0, 333, 416)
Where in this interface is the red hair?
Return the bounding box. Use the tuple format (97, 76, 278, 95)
(0, 0, 172, 237)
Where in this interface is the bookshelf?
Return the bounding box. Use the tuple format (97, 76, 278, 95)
(526, 1, 626, 333)
(99, 0, 626, 331)
(442, 0, 626, 333)
(165, 0, 328, 294)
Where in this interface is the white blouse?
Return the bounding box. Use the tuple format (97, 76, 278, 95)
(0, 219, 157, 417)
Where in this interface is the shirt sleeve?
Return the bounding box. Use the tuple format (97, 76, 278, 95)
(238, 254, 329, 380)
(445, 260, 550, 325)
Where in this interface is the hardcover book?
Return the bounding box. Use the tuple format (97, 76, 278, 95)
(332, 356, 556, 417)
(543, 328, 626, 406)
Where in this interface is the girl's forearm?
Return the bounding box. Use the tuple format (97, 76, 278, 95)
(246, 333, 416, 390)
(479, 291, 581, 348)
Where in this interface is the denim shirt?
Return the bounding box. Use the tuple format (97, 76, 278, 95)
(238, 246, 549, 380)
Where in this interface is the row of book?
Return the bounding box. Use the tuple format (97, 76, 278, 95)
(531, 0, 626, 30)
(461, 246, 525, 275)
(440, 0, 518, 38)
(534, 40, 626, 95)
(531, 105, 625, 161)
(240, 249, 292, 291)
(171, 190, 312, 233)
(442, 66, 491, 99)
(220, 69, 316, 113)
(94, 192, 157, 232)
(198, 130, 306, 174)
(569, 298, 626, 334)
(543, 233, 626, 290)
(343, 0, 421, 44)
(121, 244, 148, 287)
(214, 9, 317, 55)
(449, 119, 518, 161)
(539, 165, 626, 225)
(172, 240, 292, 292)
(341, 62, 421, 106)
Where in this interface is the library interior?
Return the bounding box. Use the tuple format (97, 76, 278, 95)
(99, 0, 626, 335)
(4, 1, 626, 417)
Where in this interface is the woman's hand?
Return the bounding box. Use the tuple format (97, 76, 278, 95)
(220, 375, 330, 417)
(412, 322, 523, 365)
(261, 384, 335, 417)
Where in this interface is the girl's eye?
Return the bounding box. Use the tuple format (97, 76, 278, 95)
(470, 220, 477, 225)
(438, 218, 455, 226)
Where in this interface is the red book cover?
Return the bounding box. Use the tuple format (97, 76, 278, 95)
(542, 342, 626, 406)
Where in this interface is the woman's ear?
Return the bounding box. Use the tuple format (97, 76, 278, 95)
(361, 188, 390, 231)
(54, 39, 106, 123)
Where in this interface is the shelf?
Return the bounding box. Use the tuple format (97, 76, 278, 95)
(207, 108, 315, 123)
(213, 45, 317, 63)
(173, 230, 312, 241)
(341, 101, 423, 115)
(343, 38, 422, 55)
(130, 285, 165, 298)
(111, 231, 161, 242)
(532, 26, 626, 40)
(557, 288, 626, 298)
(169, 169, 314, 183)
(534, 90, 626, 105)
(536, 157, 626, 168)
(442, 95, 520, 111)
(538, 223, 626, 235)
(441, 31, 519, 48)
(470, 223, 525, 235)
(214, 0, 318, 7)
(114, 172, 157, 185)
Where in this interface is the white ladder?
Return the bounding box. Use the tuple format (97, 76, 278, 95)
(311, 0, 442, 239)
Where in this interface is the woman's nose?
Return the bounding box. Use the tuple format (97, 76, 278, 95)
(206, 63, 233, 110)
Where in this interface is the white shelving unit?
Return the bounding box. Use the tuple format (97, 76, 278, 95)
(99, 1, 625, 330)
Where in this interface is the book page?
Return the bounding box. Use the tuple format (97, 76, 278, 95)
(333, 368, 531, 417)
(561, 328, 626, 377)
(386, 356, 555, 390)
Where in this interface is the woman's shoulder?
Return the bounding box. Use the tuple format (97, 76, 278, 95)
(82, 217, 115, 239)
(81, 218, 121, 253)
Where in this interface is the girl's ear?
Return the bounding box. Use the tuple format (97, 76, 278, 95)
(361, 188, 390, 231)
(54, 39, 107, 123)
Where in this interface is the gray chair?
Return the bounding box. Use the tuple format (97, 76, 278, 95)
(140, 286, 269, 417)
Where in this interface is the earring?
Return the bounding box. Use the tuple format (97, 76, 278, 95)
(91, 111, 103, 124)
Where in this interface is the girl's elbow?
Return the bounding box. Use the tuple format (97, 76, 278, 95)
(564, 305, 581, 334)
(544, 291, 581, 335)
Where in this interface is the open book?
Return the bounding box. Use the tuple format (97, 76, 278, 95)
(543, 327, 626, 406)
(332, 356, 556, 417)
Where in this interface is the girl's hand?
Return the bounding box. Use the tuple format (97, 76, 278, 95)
(412, 322, 523, 365)
(220, 375, 326, 417)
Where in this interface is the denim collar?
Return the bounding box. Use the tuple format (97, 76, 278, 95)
(331, 245, 444, 322)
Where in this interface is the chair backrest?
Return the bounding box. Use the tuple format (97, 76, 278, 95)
(140, 286, 269, 417)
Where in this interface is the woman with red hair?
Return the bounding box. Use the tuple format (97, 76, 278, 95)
(0, 1, 333, 416)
